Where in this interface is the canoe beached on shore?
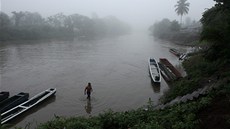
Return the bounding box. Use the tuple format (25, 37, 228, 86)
(159, 58, 182, 82)
(1, 88, 56, 124)
(169, 48, 182, 57)
(0, 92, 29, 113)
(0, 92, 10, 102)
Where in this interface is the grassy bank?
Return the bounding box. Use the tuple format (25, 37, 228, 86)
(161, 54, 220, 103)
(34, 96, 212, 129)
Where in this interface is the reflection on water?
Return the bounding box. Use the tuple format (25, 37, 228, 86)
(151, 82, 160, 93)
(85, 99, 92, 115)
(0, 31, 190, 127)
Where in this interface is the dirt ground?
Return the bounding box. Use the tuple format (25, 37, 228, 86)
(198, 94, 230, 129)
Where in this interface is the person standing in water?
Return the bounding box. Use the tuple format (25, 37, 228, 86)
(84, 82, 93, 100)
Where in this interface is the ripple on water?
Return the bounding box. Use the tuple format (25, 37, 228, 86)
(1, 32, 189, 127)
(78, 93, 113, 115)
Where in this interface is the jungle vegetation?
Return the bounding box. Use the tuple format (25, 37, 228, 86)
(0, 12, 131, 41)
(149, 18, 201, 44)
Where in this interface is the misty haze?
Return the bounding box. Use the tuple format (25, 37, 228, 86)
(0, 0, 222, 128)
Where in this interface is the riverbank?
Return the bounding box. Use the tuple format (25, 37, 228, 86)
(162, 53, 230, 129)
(161, 31, 200, 47)
(7, 46, 228, 129)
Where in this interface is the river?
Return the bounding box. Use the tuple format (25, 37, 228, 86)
(0, 31, 189, 128)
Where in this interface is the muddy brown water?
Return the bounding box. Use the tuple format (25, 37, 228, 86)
(0, 31, 189, 128)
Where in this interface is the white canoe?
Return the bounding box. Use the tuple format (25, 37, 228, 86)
(149, 58, 161, 83)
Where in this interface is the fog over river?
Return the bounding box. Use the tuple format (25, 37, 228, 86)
(0, 31, 189, 127)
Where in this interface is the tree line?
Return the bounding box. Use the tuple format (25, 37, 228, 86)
(149, 18, 201, 44)
(149, 19, 181, 38)
(0, 11, 131, 41)
(148, 0, 201, 44)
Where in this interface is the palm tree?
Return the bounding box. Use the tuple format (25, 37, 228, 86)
(175, 0, 190, 25)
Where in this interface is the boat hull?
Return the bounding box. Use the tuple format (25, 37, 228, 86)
(0, 92, 29, 113)
(169, 48, 181, 57)
(149, 58, 161, 83)
(1, 88, 56, 124)
(0, 92, 9, 102)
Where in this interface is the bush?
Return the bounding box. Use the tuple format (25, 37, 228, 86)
(183, 55, 218, 77)
(162, 77, 200, 103)
(35, 95, 213, 129)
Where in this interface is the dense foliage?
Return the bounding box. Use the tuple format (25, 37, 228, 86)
(149, 19, 181, 38)
(161, 54, 219, 103)
(200, 0, 230, 60)
(149, 18, 200, 45)
(0, 12, 131, 41)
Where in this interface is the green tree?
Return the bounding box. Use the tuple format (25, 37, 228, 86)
(175, 0, 190, 25)
(201, 0, 230, 60)
(11, 11, 25, 26)
(0, 12, 11, 29)
(47, 13, 67, 28)
(69, 13, 94, 38)
(170, 20, 181, 31)
(214, 0, 230, 7)
(150, 18, 171, 38)
(20, 12, 44, 26)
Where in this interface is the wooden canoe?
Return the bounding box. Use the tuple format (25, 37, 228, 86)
(1, 88, 56, 124)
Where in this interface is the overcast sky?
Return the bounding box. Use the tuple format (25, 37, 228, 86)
(0, 0, 215, 29)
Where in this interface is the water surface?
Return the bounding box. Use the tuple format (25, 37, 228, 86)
(0, 31, 189, 127)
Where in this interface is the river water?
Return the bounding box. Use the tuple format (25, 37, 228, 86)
(0, 31, 189, 127)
